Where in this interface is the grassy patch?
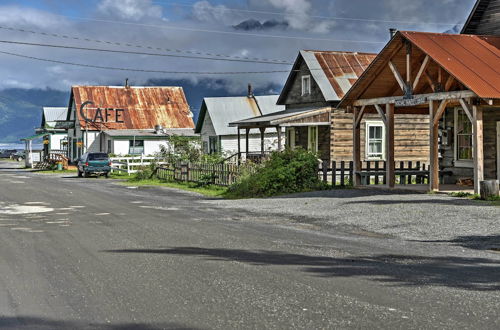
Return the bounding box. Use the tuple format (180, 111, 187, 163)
(32, 169, 77, 174)
(122, 178, 227, 197)
(447, 192, 500, 206)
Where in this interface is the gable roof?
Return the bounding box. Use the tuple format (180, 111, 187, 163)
(69, 86, 194, 130)
(339, 31, 500, 108)
(461, 0, 500, 35)
(41, 107, 68, 128)
(277, 50, 377, 104)
(195, 95, 285, 135)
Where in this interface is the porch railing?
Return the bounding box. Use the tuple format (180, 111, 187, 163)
(320, 160, 429, 186)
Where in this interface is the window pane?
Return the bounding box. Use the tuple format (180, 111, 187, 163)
(456, 109, 473, 160)
(369, 142, 382, 154)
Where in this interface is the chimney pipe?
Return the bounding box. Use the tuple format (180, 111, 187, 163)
(247, 83, 253, 98)
(389, 28, 398, 40)
(125, 78, 129, 88)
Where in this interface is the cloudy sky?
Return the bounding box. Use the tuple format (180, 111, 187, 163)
(0, 0, 477, 94)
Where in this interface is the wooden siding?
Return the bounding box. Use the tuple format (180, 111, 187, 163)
(331, 110, 430, 162)
(281, 59, 327, 108)
(462, 0, 500, 35)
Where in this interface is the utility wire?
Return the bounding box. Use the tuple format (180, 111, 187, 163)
(0, 25, 291, 64)
(51, 14, 387, 44)
(0, 40, 294, 65)
(158, 0, 463, 26)
(0, 49, 290, 75)
(0, 48, 372, 75)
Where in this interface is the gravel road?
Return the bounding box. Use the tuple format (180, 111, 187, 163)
(207, 189, 500, 241)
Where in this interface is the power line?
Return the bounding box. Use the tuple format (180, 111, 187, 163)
(0, 48, 373, 75)
(0, 49, 290, 75)
(157, 0, 464, 27)
(52, 14, 387, 44)
(0, 25, 291, 65)
(0, 40, 293, 65)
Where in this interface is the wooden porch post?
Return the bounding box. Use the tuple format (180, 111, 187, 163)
(259, 127, 266, 155)
(276, 125, 282, 151)
(386, 103, 395, 188)
(473, 105, 484, 194)
(353, 107, 362, 186)
(429, 100, 440, 191)
(245, 128, 250, 159)
(237, 128, 241, 162)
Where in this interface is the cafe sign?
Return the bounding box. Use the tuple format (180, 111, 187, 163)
(80, 101, 126, 123)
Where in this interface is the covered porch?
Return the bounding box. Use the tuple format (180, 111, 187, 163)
(338, 31, 500, 194)
(229, 108, 331, 162)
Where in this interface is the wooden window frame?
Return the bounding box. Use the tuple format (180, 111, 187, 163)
(454, 107, 473, 168)
(365, 121, 385, 160)
(302, 75, 311, 96)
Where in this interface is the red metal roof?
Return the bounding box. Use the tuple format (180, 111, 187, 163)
(401, 31, 500, 99)
(71, 86, 194, 130)
(311, 51, 377, 99)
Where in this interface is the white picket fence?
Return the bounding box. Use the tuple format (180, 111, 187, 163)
(110, 156, 168, 175)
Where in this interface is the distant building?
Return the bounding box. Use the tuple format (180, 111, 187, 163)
(461, 0, 500, 35)
(195, 89, 285, 157)
(36, 107, 69, 156)
(66, 85, 196, 161)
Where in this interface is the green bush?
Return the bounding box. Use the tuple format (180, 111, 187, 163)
(227, 148, 324, 198)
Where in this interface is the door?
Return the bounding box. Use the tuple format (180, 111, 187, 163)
(286, 128, 296, 149)
(497, 122, 500, 180)
(308, 126, 318, 153)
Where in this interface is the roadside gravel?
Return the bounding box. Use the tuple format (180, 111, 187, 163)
(206, 189, 500, 241)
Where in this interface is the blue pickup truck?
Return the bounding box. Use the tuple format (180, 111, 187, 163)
(77, 152, 111, 178)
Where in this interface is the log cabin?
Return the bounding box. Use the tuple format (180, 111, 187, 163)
(338, 31, 500, 194)
(231, 50, 431, 165)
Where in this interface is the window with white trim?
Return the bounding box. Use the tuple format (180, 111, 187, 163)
(454, 108, 473, 162)
(366, 122, 385, 160)
(301, 75, 311, 96)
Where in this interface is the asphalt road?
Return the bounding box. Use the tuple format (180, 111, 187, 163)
(0, 160, 499, 329)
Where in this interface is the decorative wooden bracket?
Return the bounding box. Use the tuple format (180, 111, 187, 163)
(374, 104, 387, 125)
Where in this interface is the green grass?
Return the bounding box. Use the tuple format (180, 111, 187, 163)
(447, 191, 500, 206)
(33, 169, 77, 174)
(121, 178, 227, 197)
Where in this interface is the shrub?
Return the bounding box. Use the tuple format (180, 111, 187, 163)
(227, 148, 324, 198)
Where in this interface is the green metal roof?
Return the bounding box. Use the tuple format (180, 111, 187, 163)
(20, 133, 46, 141)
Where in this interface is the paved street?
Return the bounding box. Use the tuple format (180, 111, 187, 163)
(0, 160, 499, 329)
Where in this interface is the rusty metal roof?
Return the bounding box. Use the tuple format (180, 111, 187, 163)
(277, 50, 376, 104)
(339, 31, 500, 108)
(401, 31, 500, 99)
(71, 86, 194, 130)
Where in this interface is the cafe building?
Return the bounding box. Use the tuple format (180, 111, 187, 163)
(66, 84, 196, 161)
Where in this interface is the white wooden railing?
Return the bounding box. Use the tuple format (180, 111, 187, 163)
(110, 156, 169, 175)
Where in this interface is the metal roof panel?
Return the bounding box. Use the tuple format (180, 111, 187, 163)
(72, 86, 194, 130)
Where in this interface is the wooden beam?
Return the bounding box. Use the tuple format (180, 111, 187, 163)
(276, 126, 282, 151)
(353, 90, 476, 107)
(386, 103, 395, 188)
(374, 104, 387, 125)
(473, 105, 484, 194)
(458, 99, 474, 122)
(444, 75, 455, 91)
(423, 71, 437, 92)
(237, 129, 241, 161)
(429, 100, 440, 191)
(432, 99, 450, 126)
(388, 61, 406, 92)
(413, 55, 430, 90)
(406, 42, 412, 87)
(245, 128, 250, 159)
(354, 106, 366, 128)
(353, 107, 362, 186)
(259, 127, 266, 155)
